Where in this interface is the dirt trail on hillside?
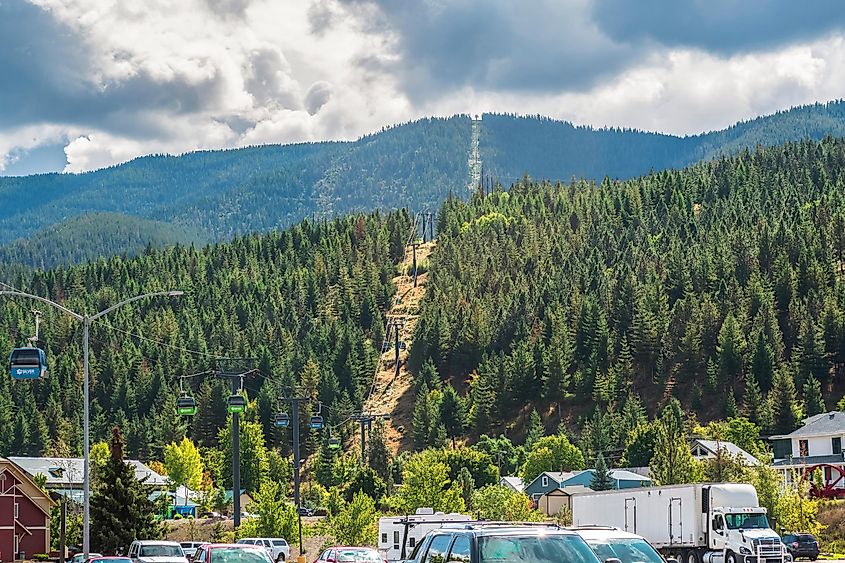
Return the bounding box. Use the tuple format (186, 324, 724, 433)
(364, 240, 436, 452)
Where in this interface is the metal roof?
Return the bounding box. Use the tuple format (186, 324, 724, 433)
(500, 476, 524, 492)
(691, 439, 761, 466)
(770, 412, 845, 439)
(772, 454, 845, 467)
(8, 456, 167, 487)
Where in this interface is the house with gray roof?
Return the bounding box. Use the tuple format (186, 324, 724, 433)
(8, 456, 167, 503)
(499, 476, 524, 493)
(690, 439, 761, 466)
(769, 411, 845, 494)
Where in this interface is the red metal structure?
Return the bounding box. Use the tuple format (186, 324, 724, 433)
(800, 464, 845, 499)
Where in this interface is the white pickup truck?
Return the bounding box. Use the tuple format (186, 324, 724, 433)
(572, 483, 790, 563)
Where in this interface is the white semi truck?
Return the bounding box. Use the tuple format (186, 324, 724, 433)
(571, 483, 790, 563)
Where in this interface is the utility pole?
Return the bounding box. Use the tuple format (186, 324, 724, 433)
(351, 413, 390, 465)
(390, 317, 405, 379)
(409, 241, 419, 287)
(231, 374, 241, 529)
(276, 396, 318, 559)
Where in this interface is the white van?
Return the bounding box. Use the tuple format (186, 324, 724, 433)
(237, 538, 290, 562)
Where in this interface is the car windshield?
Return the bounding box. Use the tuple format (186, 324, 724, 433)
(584, 539, 663, 563)
(336, 549, 381, 562)
(725, 514, 769, 530)
(141, 545, 184, 557)
(479, 534, 599, 563)
(211, 548, 272, 563)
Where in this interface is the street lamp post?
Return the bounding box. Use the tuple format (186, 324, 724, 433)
(0, 289, 184, 558)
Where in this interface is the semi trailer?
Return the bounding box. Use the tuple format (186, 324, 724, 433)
(571, 483, 789, 563)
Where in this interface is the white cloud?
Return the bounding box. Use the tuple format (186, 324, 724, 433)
(2, 0, 845, 173)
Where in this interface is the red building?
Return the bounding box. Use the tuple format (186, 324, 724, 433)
(0, 459, 54, 562)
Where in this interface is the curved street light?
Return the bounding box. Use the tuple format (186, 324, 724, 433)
(0, 289, 184, 558)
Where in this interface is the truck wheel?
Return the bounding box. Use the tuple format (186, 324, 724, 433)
(726, 551, 737, 563)
(277, 555, 285, 563)
(686, 550, 700, 563)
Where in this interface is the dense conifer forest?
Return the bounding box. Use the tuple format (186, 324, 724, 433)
(411, 137, 845, 452)
(4, 102, 845, 268)
(0, 210, 412, 460)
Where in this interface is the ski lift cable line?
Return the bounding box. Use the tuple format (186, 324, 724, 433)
(96, 321, 244, 360)
(364, 212, 419, 402)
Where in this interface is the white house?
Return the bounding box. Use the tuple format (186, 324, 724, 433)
(499, 476, 524, 493)
(690, 439, 761, 466)
(770, 411, 845, 494)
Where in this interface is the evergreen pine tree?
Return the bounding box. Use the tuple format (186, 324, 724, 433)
(771, 367, 800, 435)
(440, 384, 467, 447)
(590, 453, 614, 491)
(91, 427, 162, 553)
(650, 399, 699, 485)
(803, 376, 826, 417)
(524, 409, 545, 450)
(367, 419, 391, 483)
(413, 383, 433, 449)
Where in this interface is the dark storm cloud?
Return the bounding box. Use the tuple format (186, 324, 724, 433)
(0, 2, 233, 139)
(590, 0, 845, 56)
(339, 0, 845, 101)
(340, 0, 638, 101)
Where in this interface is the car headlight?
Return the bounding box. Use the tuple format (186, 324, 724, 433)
(740, 547, 752, 555)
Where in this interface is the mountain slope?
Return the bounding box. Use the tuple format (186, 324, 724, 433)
(4, 102, 845, 267)
(0, 212, 208, 269)
(481, 100, 845, 184)
(411, 137, 845, 447)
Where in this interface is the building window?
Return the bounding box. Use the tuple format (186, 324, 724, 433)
(799, 440, 809, 457)
(833, 437, 842, 456)
(541, 476, 548, 487)
(14, 502, 18, 519)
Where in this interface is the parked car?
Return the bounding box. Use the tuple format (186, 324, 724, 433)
(314, 547, 383, 563)
(128, 540, 189, 563)
(89, 557, 133, 563)
(193, 544, 273, 563)
(782, 534, 820, 561)
(237, 538, 290, 563)
(401, 523, 600, 563)
(181, 542, 208, 560)
(68, 552, 103, 563)
(199, 511, 223, 519)
(572, 527, 670, 563)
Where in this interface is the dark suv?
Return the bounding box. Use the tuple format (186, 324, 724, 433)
(781, 534, 819, 561)
(402, 523, 603, 563)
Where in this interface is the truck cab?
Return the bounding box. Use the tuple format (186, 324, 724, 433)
(705, 492, 788, 563)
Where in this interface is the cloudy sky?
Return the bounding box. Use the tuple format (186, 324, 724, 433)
(2, 0, 845, 175)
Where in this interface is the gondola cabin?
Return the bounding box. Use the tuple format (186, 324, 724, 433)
(328, 437, 341, 450)
(9, 347, 47, 380)
(177, 396, 197, 416)
(309, 415, 324, 430)
(274, 413, 290, 428)
(227, 394, 247, 414)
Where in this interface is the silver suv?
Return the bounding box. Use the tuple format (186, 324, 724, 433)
(129, 541, 189, 563)
(237, 538, 290, 563)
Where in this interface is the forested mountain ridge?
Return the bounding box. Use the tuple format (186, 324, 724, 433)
(4, 102, 845, 268)
(410, 137, 845, 454)
(3, 138, 845, 464)
(0, 116, 469, 253)
(482, 100, 845, 184)
(0, 212, 208, 269)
